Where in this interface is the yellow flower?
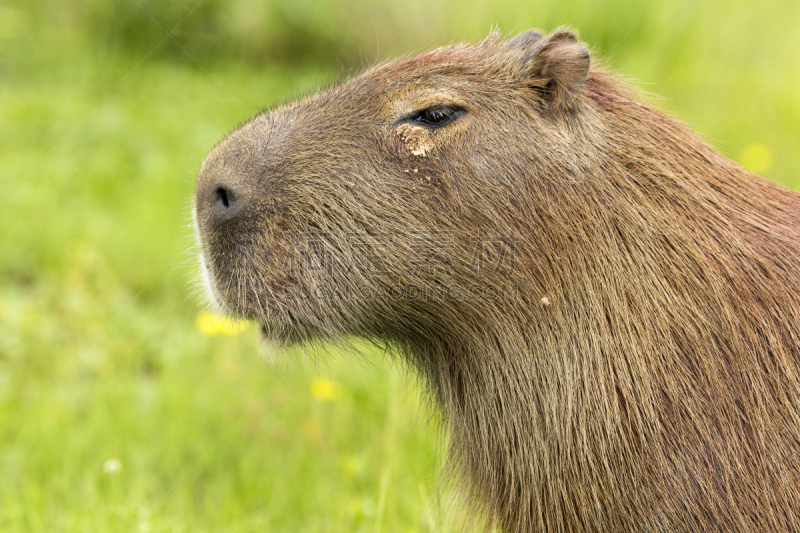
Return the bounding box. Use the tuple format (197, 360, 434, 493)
(302, 418, 321, 443)
(739, 143, 773, 174)
(310, 378, 343, 401)
(196, 312, 249, 336)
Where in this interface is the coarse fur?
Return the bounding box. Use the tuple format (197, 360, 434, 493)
(194, 28, 800, 532)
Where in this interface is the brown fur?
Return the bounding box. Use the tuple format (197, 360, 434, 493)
(194, 29, 800, 532)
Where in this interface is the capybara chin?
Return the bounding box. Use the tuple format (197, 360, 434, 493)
(194, 28, 800, 532)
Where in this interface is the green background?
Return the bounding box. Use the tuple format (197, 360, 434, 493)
(2, 1, 799, 531)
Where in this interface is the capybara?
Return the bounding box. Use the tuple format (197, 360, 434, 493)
(194, 29, 800, 532)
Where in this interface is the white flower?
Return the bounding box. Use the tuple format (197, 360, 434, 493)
(103, 458, 122, 474)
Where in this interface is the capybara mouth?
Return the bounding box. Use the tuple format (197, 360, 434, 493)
(258, 309, 309, 345)
(198, 244, 298, 323)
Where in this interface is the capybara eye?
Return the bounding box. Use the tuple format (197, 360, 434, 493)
(411, 105, 464, 128)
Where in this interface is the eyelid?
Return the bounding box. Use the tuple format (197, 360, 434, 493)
(404, 104, 465, 128)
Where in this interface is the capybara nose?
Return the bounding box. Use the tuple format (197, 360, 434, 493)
(195, 166, 251, 228)
(212, 185, 242, 218)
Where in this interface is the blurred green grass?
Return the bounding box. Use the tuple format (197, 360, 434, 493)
(1, 0, 799, 531)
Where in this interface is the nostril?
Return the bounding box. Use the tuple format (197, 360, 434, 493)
(212, 186, 241, 216)
(215, 187, 231, 209)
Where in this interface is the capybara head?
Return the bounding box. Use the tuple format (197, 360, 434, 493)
(195, 29, 800, 532)
(194, 29, 590, 344)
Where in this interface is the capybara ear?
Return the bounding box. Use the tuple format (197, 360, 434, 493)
(512, 29, 590, 111)
(505, 29, 543, 51)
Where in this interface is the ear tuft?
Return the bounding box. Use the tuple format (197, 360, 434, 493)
(515, 29, 591, 111)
